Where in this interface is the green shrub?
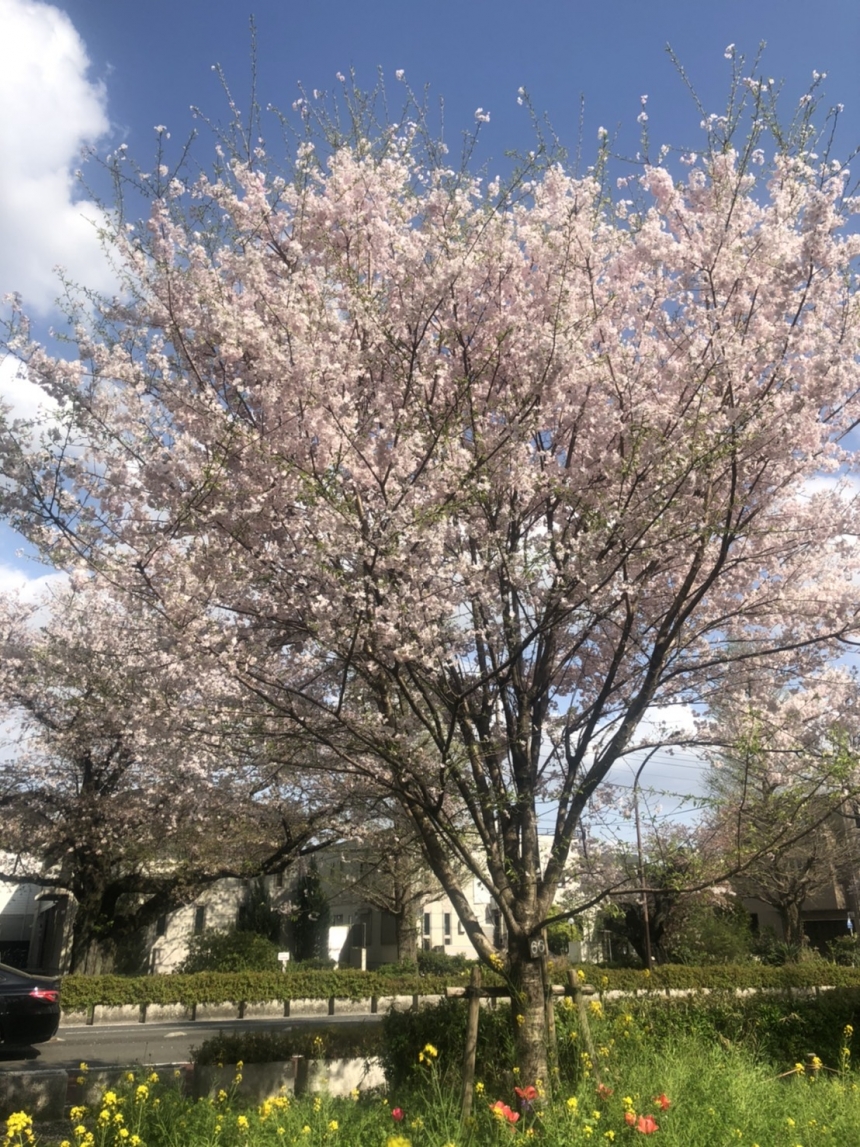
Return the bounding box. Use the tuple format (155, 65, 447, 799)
(416, 949, 471, 976)
(375, 958, 419, 976)
(178, 930, 281, 973)
(828, 935, 860, 967)
(381, 996, 515, 1094)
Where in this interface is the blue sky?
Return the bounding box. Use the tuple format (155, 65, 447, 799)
(0, 0, 857, 822)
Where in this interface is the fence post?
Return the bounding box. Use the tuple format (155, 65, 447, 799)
(460, 965, 482, 1124)
(541, 931, 557, 1092)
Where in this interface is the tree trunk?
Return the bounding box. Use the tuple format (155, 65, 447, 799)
(508, 937, 550, 1087)
(68, 894, 117, 975)
(395, 910, 418, 963)
(780, 901, 806, 952)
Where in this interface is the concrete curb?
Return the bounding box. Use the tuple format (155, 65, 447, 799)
(0, 1067, 69, 1123)
(1, 1057, 385, 1124)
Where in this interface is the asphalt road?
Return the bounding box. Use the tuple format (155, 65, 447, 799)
(0, 1014, 383, 1070)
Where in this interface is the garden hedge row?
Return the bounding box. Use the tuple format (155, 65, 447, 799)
(59, 962, 860, 1012)
(59, 968, 473, 1010)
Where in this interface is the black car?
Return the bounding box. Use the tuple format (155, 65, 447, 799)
(0, 963, 61, 1045)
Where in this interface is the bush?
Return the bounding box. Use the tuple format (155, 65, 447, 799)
(828, 935, 860, 967)
(178, 930, 281, 974)
(381, 996, 515, 1094)
(375, 959, 419, 976)
(416, 949, 471, 976)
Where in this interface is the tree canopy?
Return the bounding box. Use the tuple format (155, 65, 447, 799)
(2, 72, 860, 1075)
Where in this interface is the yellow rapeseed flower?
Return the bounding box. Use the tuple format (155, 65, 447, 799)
(328, 1120, 339, 1131)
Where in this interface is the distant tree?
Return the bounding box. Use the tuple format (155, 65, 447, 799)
(237, 878, 285, 945)
(290, 861, 331, 963)
(0, 582, 338, 973)
(700, 675, 860, 955)
(336, 809, 438, 963)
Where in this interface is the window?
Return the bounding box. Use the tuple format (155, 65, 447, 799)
(156, 915, 167, 938)
(423, 913, 431, 936)
(457, 919, 464, 935)
(444, 913, 452, 944)
(193, 906, 206, 935)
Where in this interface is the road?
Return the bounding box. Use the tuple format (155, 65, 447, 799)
(0, 1014, 383, 1070)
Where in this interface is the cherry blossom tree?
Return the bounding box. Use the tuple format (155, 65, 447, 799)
(0, 581, 340, 972)
(3, 70, 860, 1076)
(703, 671, 860, 953)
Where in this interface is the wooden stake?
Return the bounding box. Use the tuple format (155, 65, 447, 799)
(460, 965, 482, 1123)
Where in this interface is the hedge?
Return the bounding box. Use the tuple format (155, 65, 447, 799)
(59, 968, 474, 1011)
(59, 963, 860, 1012)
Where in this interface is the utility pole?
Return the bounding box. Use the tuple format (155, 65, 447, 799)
(632, 750, 658, 970)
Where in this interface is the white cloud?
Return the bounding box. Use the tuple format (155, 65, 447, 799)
(0, 353, 57, 421)
(0, 556, 66, 599)
(0, 0, 116, 314)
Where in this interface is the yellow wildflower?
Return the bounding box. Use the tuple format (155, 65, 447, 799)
(328, 1120, 339, 1131)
